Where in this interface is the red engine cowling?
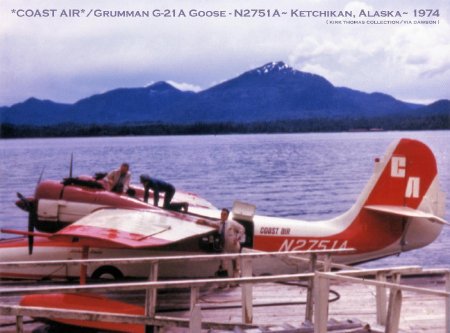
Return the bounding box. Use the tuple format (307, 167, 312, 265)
(33, 179, 151, 232)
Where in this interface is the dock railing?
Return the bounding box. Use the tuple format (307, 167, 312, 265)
(0, 249, 449, 333)
(0, 249, 349, 330)
(313, 267, 450, 333)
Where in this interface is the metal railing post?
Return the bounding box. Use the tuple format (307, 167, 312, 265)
(241, 257, 253, 324)
(16, 315, 23, 333)
(79, 246, 89, 285)
(190, 286, 199, 312)
(145, 262, 159, 333)
(322, 254, 331, 272)
(305, 253, 317, 323)
(376, 272, 387, 326)
(313, 272, 329, 333)
(189, 304, 202, 333)
(385, 273, 402, 333)
(445, 270, 449, 333)
(189, 286, 202, 332)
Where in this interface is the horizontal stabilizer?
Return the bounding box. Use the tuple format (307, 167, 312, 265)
(364, 205, 449, 226)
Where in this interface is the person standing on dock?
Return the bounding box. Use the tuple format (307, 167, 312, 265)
(218, 208, 244, 254)
(198, 208, 245, 279)
(107, 163, 131, 194)
(217, 208, 245, 281)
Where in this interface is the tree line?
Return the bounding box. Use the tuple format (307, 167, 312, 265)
(1, 114, 448, 138)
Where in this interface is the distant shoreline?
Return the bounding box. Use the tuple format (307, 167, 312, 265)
(1, 115, 448, 139)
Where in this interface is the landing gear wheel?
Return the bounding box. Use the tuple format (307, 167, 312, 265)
(91, 266, 123, 281)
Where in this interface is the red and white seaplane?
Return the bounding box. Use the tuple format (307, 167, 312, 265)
(0, 138, 448, 333)
(0, 138, 447, 281)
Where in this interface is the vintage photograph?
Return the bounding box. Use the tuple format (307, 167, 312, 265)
(1, 0, 449, 332)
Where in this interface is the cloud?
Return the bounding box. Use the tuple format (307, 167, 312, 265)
(421, 63, 450, 79)
(287, 14, 450, 102)
(388, 23, 450, 77)
(288, 36, 385, 88)
(343, 1, 373, 12)
(1, 0, 449, 105)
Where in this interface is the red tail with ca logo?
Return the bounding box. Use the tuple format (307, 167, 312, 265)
(365, 138, 437, 209)
(347, 138, 446, 257)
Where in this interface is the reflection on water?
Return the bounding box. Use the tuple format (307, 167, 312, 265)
(0, 131, 449, 267)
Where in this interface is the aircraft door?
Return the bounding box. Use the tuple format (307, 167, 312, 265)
(232, 201, 256, 249)
(236, 219, 254, 248)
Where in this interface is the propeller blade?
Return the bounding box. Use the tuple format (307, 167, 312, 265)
(28, 202, 37, 255)
(17, 192, 26, 201)
(28, 229, 34, 255)
(16, 192, 31, 212)
(69, 153, 74, 178)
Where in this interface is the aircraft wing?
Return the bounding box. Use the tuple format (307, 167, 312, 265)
(50, 208, 217, 248)
(364, 205, 449, 226)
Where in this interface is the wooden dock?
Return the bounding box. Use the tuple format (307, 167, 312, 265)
(109, 274, 449, 332)
(0, 275, 447, 332)
(0, 250, 449, 333)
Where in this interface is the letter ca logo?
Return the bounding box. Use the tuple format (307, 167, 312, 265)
(390, 156, 420, 199)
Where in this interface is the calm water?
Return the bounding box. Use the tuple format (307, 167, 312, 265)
(0, 131, 449, 268)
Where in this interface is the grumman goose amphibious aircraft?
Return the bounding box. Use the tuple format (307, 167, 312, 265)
(0, 138, 447, 280)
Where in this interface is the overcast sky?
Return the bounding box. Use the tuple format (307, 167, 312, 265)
(1, 0, 449, 106)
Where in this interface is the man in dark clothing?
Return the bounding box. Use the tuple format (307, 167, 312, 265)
(139, 174, 188, 212)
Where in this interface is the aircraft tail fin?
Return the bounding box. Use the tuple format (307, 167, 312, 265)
(359, 138, 444, 216)
(351, 138, 446, 251)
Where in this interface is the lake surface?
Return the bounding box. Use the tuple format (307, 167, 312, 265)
(0, 131, 449, 268)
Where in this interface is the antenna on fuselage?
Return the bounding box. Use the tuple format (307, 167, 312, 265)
(37, 166, 45, 185)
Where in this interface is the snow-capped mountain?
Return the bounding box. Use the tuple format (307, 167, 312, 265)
(1, 61, 444, 126)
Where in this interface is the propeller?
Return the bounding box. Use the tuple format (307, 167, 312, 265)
(14, 166, 46, 255)
(16, 192, 37, 255)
